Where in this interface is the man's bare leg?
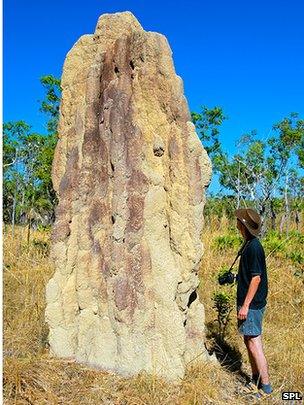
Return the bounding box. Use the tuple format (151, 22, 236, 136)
(245, 335, 270, 384)
(244, 337, 259, 376)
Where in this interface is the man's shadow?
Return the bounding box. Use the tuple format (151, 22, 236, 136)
(205, 320, 250, 382)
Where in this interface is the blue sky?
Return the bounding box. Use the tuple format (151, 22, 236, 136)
(4, 0, 304, 192)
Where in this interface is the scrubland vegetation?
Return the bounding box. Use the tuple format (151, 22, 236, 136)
(3, 218, 303, 404)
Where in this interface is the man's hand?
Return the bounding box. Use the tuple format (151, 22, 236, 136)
(237, 305, 249, 320)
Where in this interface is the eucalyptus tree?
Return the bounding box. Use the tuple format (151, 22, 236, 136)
(3, 121, 30, 236)
(216, 114, 304, 234)
(192, 108, 304, 234)
(3, 75, 62, 238)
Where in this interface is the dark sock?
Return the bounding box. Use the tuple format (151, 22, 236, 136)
(251, 374, 263, 389)
(261, 383, 273, 394)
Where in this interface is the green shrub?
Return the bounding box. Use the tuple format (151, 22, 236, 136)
(262, 231, 286, 255)
(36, 223, 52, 232)
(213, 234, 242, 251)
(287, 252, 304, 265)
(288, 230, 304, 244)
(31, 239, 50, 257)
(263, 230, 304, 259)
(213, 290, 234, 339)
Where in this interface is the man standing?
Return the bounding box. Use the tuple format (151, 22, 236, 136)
(235, 208, 273, 397)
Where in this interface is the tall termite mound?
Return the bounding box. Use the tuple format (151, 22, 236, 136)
(45, 11, 214, 382)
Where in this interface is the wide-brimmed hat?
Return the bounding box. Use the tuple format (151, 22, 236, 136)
(235, 208, 261, 237)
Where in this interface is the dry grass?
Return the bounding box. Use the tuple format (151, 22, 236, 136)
(3, 222, 304, 404)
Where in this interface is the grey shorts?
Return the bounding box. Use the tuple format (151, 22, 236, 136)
(237, 305, 266, 336)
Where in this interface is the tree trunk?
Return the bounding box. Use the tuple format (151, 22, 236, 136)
(11, 181, 18, 239)
(270, 200, 276, 230)
(284, 174, 289, 236)
(21, 189, 25, 213)
(236, 161, 241, 208)
(295, 210, 300, 231)
(279, 213, 285, 235)
(27, 216, 32, 247)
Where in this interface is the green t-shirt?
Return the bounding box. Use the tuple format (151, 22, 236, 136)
(237, 236, 268, 309)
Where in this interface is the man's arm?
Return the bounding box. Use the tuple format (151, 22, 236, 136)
(238, 275, 261, 320)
